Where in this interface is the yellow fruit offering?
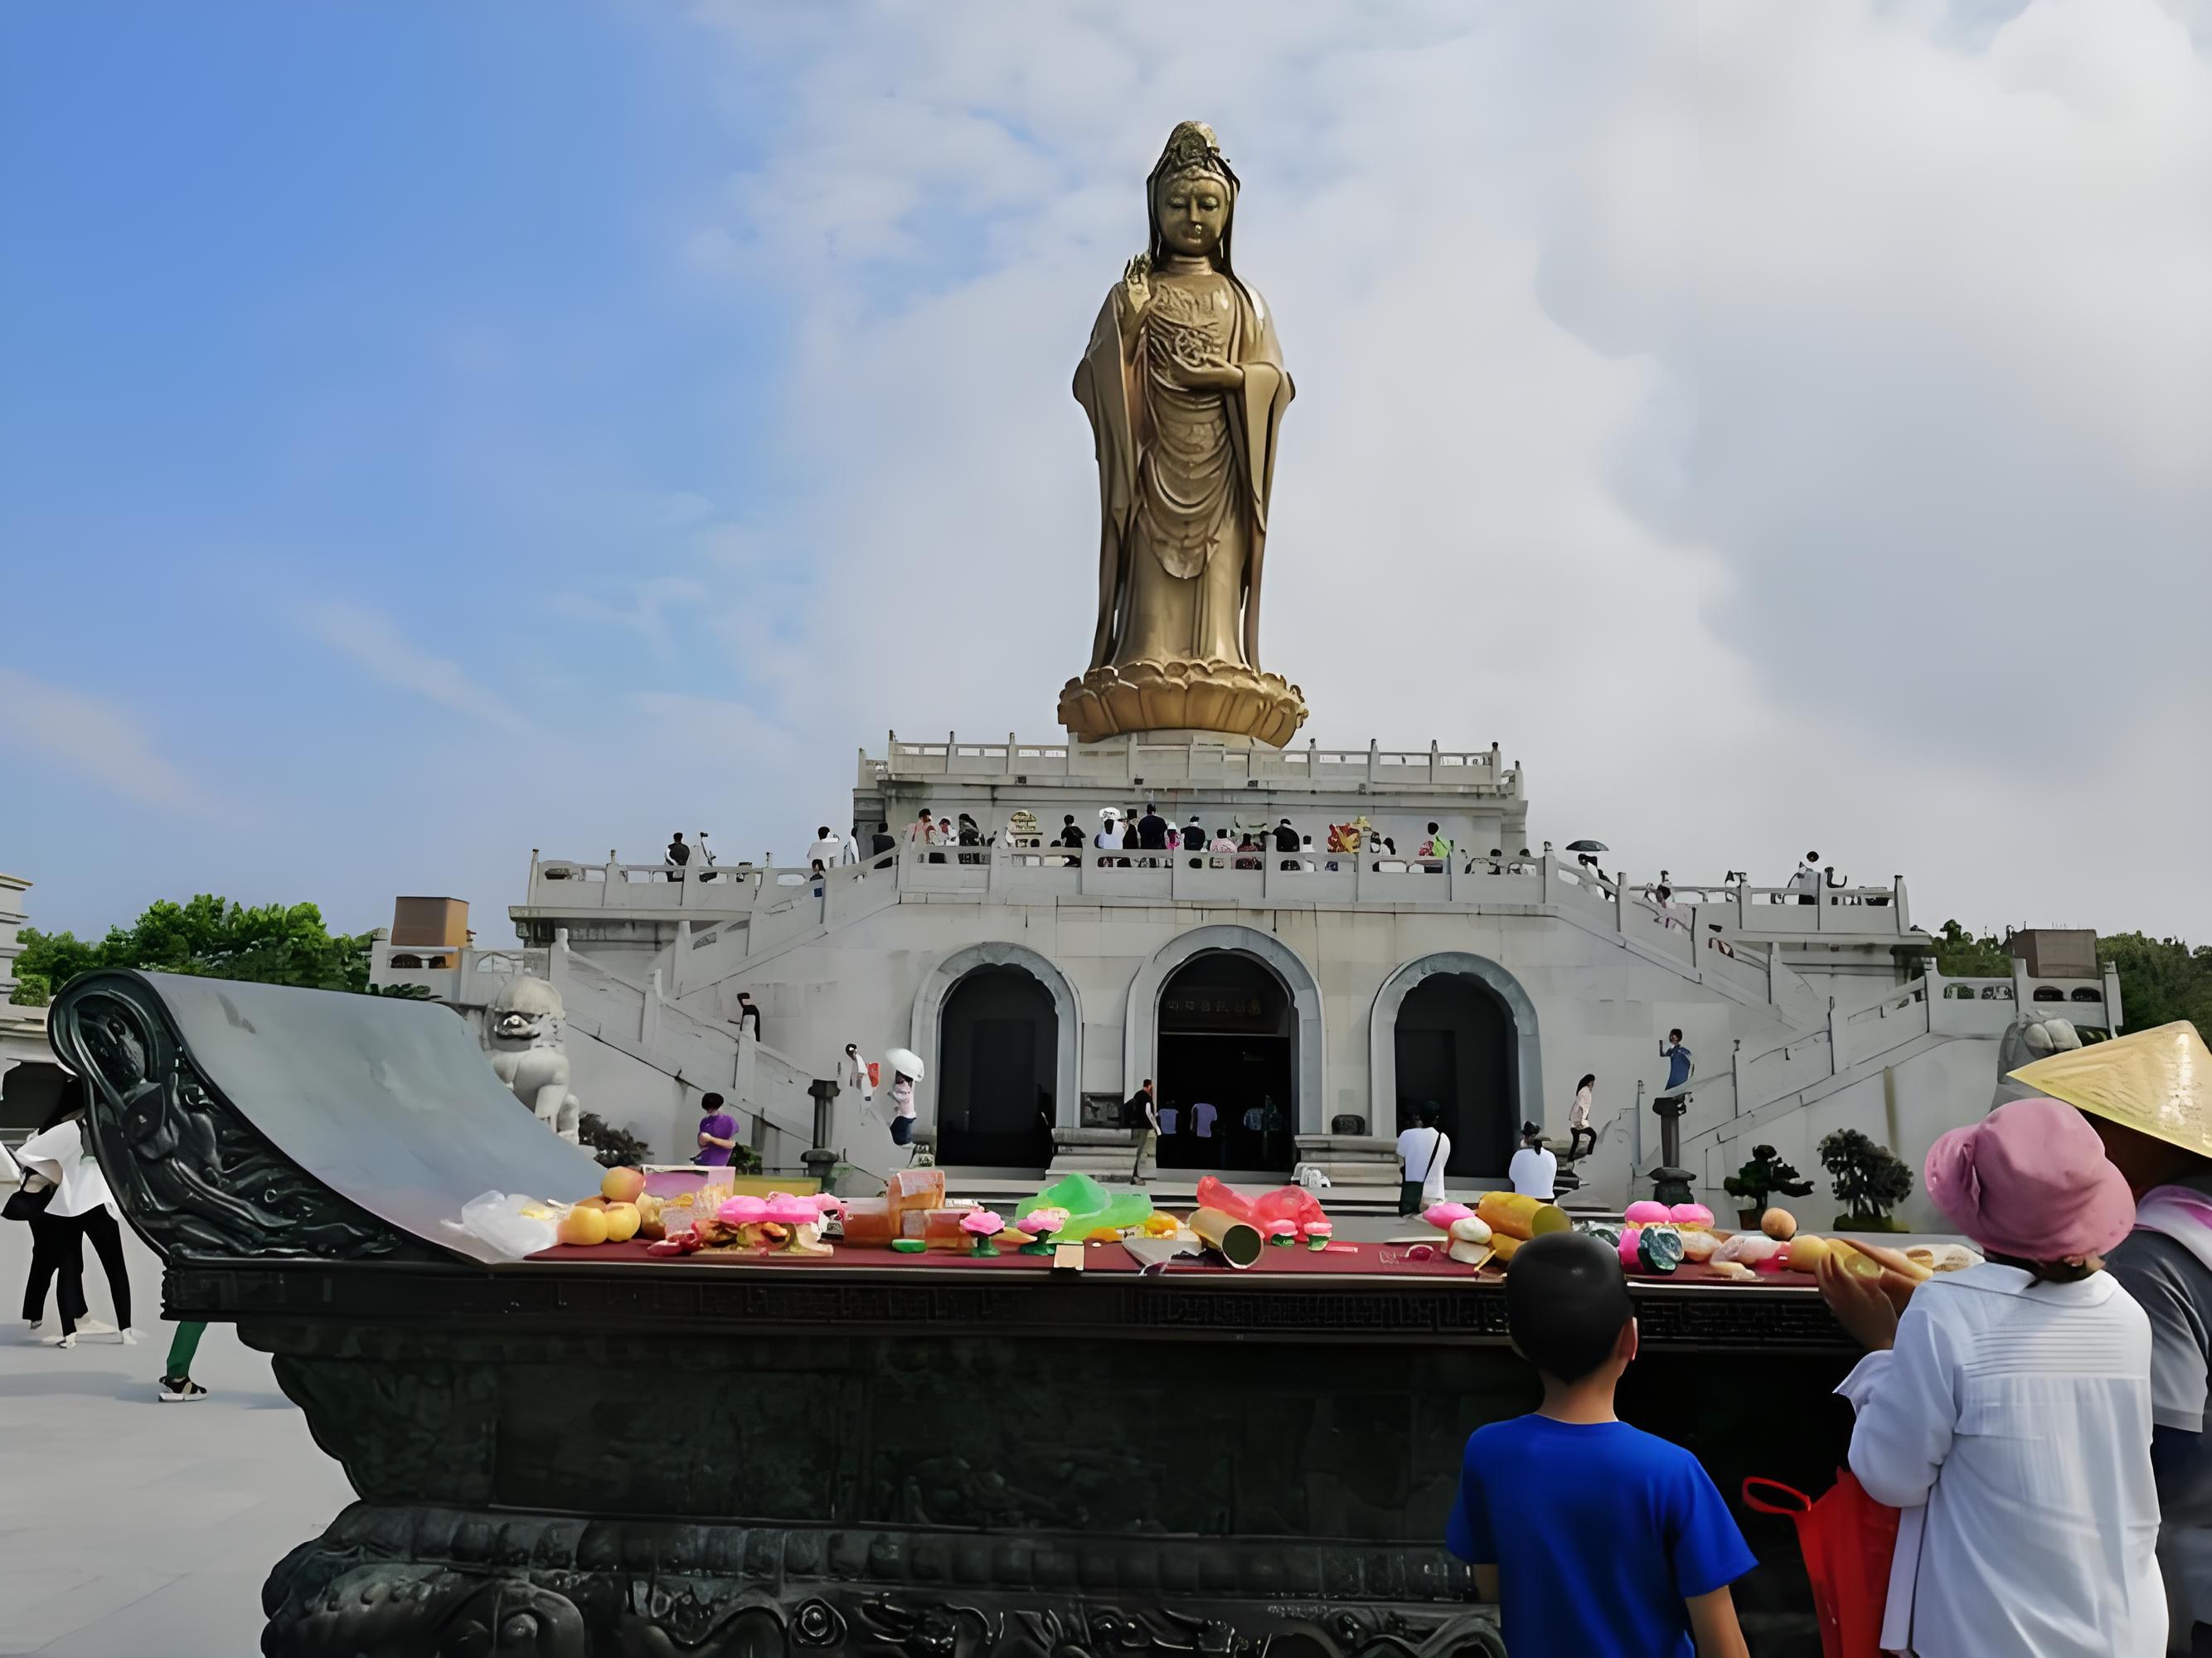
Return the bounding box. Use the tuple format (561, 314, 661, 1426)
(1760, 1207, 1798, 1241)
(1785, 1234, 1831, 1273)
(601, 1166, 646, 1205)
(557, 1204, 610, 1247)
(602, 1202, 642, 1244)
(1477, 1191, 1572, 1242)
(1828, 1239, 1883, 1281)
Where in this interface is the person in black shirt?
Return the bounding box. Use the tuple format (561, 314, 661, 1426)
(731, 991, 762, 1042)
(1136, 802, 1168, 864)
(1056, 813, 1084, 866)
(1273, 817, 1299, 870)
(1124, 1079, 1158, 1185)
(665, 831, 691, 882)
(869, 821, 896, 865)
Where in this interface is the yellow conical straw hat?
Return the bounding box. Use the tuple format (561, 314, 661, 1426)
(2008, 1020, 2212, 1159)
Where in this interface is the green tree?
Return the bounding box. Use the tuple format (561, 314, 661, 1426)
(1819, 1127, 1914, 1229)
(15, 895, 374, 1000)
(1932, 919, 2011, 978)
(2098, 932, 2212, 1045)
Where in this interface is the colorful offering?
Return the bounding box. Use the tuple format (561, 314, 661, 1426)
(961, 1210, 1007, 1257)
(1623, 1200, 1674, 1227)
(1014, 1211, 1062, 1255)
(1669, 1203, 1714, 1229)
(1303, 1219, 1333, 1252)
(1266, 1219, 1298, 1247)
(1196, 1175, 1329, 1237)
(1015, 1173, 1152, 1241)
(1422, 1201, 1474, 1232)
(1477, 1191, 1571, 1241)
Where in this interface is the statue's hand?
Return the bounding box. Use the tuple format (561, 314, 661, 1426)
(1174, 361, 1244, 391)
(1120, 254, 1152, 312)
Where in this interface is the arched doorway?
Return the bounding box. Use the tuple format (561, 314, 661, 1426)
(1155, 950, 1295, 1171)
(935, 965, 1056, 1167)
(1392, 972, 1516, 1177)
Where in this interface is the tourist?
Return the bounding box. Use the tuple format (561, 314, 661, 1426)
(1191, 1099, 1219, 1166)
(1126, 1079, 1158, 1184)
(1657, 1030, 1693, 1112)
(808, 858, 826, 896)
(10, 1115, 85, 1337)
(1447, 1230, 1755, 1658)
(936, 817, 953, 862)
(1420, 822, 1453, 870)
(1137, 802, 1168, 863)
(665, 830, 691, 882)
(1509, 1122, 1557, 1200)
(695, 1092, 740, 1166)
(1792, 851, 1820, 905)
(158, 1321, 210, 1403)
(1235, 832, 1261, 870)
(1210, 827, 1236, 869)
(1819, 1096, 2163, 1656)
(1568, 1074, 1598, 1161)
(1186, 815, 1206, 868)
(888, 1066, 919, 1147)
(1094, 807, 1125, 866)
(841, 1043, 875, 1109)
(1119, 815, 1140, 862)
(2084, 1064, 2212, 1652)
(1299, 832, 1317, 870)
(1395, 1102, 1451, 1214)
(1488, 847, 1506, 875)
(17, 1096, 132, 1348)
(807, 825, 843, 869)
(906, 808, 938, 863)
(957, 812, 982, 864)
(732, 991, 762, 1042)
(1274, 817, 1300, 870)
(870, 821, 896, 865)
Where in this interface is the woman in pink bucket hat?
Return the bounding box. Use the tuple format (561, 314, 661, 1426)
(1819, 1095, 2165, 1656)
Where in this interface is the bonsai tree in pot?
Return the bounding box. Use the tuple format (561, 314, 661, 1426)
(1722, 1144, 1815, 1229)
(1818, 1127, 1914, 1234)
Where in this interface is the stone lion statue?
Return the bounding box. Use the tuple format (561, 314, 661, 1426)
(486, 975, 581, 1142)
(1992, 1012, 2081, 1108)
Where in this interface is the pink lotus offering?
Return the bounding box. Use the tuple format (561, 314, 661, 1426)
(1618, 1225, 1645, 1268)
(1302, 1219, 1334, 1252)
(1623, 1200, 1673, 1226)
(1423, 1201, 1474, 1232)
(716, 1195, 769, 1227)
(961, 1210, 1007, 1257)
(813, 1195, 846, 1218)
(1266, 1219, 1298, 1247)
(1013, 1211, 1062, 1255)
(765, 1194, 821, 1227)
(1669, 1202, 1715, 1229)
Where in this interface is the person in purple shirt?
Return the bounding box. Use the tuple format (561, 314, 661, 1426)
(695, 1092, 739, 1166)
(1446, 1231, 1754, 1657)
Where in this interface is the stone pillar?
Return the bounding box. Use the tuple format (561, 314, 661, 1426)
(803, 1079, 840, 1195)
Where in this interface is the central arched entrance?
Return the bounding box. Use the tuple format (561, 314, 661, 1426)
(935, 965, 1056, 1168)
(1155, 949, 1295, 1171)
(1392, 972, 1516, 1177)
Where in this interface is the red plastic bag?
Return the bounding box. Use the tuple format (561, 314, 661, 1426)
(866, 1061, 880, 1088)
(1742, 1473, 1899, 1658)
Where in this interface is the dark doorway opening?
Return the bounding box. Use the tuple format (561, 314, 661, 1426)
(1393, 972, 1515, 1177)
(1156, 951, 1295, 1171)
(937, 967, 1056, 1167)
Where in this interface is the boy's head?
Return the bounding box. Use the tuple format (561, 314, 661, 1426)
(1506, 1231, 1636, 1386)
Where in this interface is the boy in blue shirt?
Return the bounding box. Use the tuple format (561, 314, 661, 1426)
(1445, 1230, 1754, 1657)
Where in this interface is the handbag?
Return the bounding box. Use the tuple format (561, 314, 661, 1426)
(4, 1180, 56, 1223)
(1397, 1128, 1443, 1216)
(1742, 1473, 1899, 1658)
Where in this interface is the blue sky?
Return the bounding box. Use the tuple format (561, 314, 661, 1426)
(4, 2, 2209, 943)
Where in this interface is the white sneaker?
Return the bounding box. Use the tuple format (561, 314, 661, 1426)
(50, 1333, 75, 1350)
(25, 1319, 40, 1332)
(73, 1317, 116, 1337)
(119, 1328, 138, 1345)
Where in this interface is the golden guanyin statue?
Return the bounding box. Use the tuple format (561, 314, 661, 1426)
(1059, 123, 1307, 747)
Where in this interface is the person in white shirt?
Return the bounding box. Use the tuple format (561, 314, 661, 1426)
(1820, 1096, 2164, 1657)
(805, 826, 844, 869)
(16, 1101, 133, 1348)
(1507, 1122, 1557, 1199)
(1395, 1103, 1451, 1214)
(841, 1043, 875, 1111)
(1567, 1074, 1597, 1161)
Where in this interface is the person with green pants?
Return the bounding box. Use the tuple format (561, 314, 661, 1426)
(159, 1321, 208, 1401)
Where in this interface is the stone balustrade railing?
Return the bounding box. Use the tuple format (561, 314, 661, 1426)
(858, 732, 1525, 794)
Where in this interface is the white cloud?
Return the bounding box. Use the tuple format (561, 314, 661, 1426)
(672, 0, 2212, 938)
(0, 669, 230, 818)
(305, 602, 535, 734)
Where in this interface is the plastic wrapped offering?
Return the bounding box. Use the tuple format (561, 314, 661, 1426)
(1477, 1191, 1572, 1242)
(841, 1198, 895, 1248)
(886, 1167, 947, 1233)
(1015, 1173, 1152, 1242)
(1195, 1175, 1330, 1238)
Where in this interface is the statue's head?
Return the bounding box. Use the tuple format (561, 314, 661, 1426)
(1147, 121, 1239, 269)
(488, 974, 565, 1046)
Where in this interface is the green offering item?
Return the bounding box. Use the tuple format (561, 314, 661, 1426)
(1637, 1226, 1686, 1275)
(1579, 1223, 1623, 1249)
(891, 1239, 927, 1254)
(1014, 1173, 1152, 1244)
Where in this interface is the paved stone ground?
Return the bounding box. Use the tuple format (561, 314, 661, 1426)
(0, 1220, 352, 1656)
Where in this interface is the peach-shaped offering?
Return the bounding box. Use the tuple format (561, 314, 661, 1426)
(717, 1195, 769, 1227)
(1423, 1201, 1474, 1232)
(1617, 1225, 1644, 1269)
(1302, 1219, 1334, 1252)
(1669, 1203, 1714, 1229)
(1013, 1211, 1062, 1256)
(961, 1209, 1007, 1257)
(764, 1195, 821, 1228)
(1266, 1219, 1298, 1247)
(1623, 1200, 1673, 1227)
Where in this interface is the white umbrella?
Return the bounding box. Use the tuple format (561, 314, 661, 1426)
(883, 1046, 924, 1080)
